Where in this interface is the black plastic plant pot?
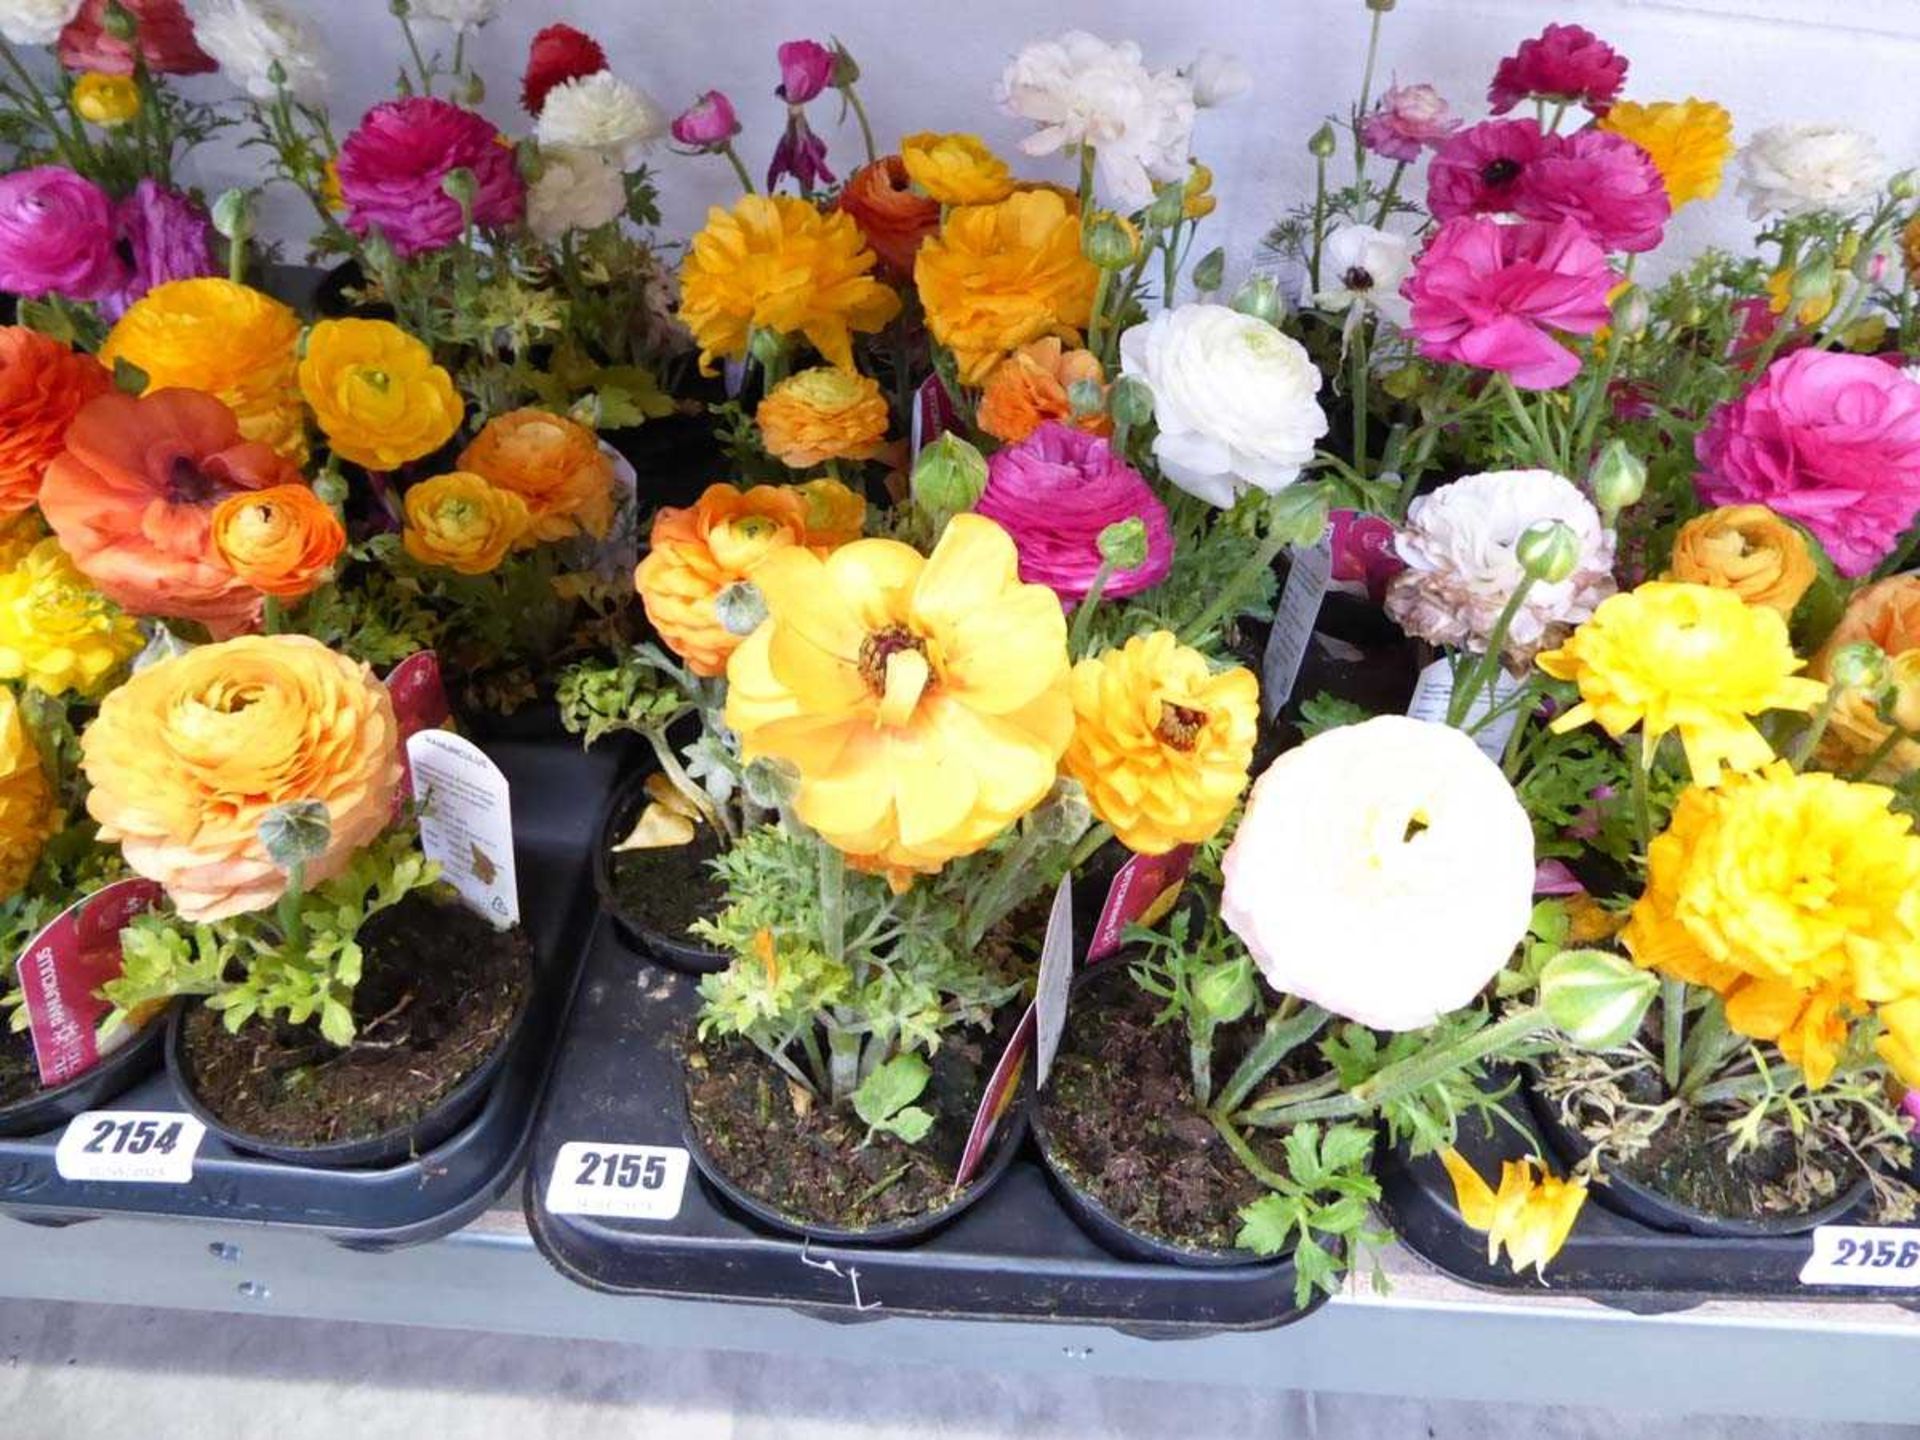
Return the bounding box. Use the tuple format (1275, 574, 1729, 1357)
(0, 1020, 165, 1139)
(593, 767, 729, 976)
(454, 695, 569, 746)
(1524, 1072, 1870, 1239)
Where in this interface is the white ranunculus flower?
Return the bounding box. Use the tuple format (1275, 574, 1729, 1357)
(1314, 223, 1413, 329)
(192, 0, 328, 104)
(996, 30, 1196, 211)
(1384, 469, 1616, 668)
(1221, 715, 1536, 1032)
(526, 146, 627, 242)
(1735, 123, 1885, 221)
(1118, 303, 1328, 507)
(409, 0, 499, 32)
(0, 0, 81, 46)
(534, 71, 665, 169)
(1185, 48, 1249, 109)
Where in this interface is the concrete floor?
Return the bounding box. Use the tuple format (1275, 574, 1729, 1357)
(1, 1298, 1914, 1440)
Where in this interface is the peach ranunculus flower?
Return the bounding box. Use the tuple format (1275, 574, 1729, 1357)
(0, 327, 112, 519)
(0, 686, 54, 901)
(977, 339, 1110, 445)
(836, 156, 939, 279)
(915, 188, 1100, 385)
(899, 132, 1015, 206)
(1665, 504, 1817, 617)
(39, 388, 304, 634)
(80, 634, 404, 922)
(297, 318, 463, 473)
(100, 278, 308, 465)
(402, 471, 531, 575)
(210, 484, 347, 601)
(1812, 575, 1920, 780)
(755, 367, 890, 470)
(458, 408, 615, 544)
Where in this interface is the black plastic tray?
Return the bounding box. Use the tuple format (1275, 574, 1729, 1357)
(1377, 1071, 1919, 1314)
(523, 929, 1325, 1335)
(0, 740, 616, 1251)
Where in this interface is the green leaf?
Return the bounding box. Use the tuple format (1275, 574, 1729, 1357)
(852, 1052, 932, 1131)
(884, 1105, 934, 1145)
(1297, 692, 1369, 740)
(1317, 1122, 1377, 1175)
(319, 997, 355, 1048)
(1235, 1193, 1301, 1257)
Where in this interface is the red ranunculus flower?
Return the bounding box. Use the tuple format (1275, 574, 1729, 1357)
(521, 23, 607, 117)
(58, 0, 214, 77)
(1487, 23, 1628, 117)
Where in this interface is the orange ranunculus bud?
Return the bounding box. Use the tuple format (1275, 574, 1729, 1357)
(402, 471, 531, 575)
(837, 155, 939, 279)
(977, 338, 1108, 445)
(211, 484, 347, 600)
(1665, 504, 1816, 617)
(458, 408, 615, 544)
(0, 327, 112, 519)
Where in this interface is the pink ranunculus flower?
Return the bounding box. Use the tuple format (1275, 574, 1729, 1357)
(776, 39, 835, 104)
(975, 421, 1174, 604)
(0, 167, 126, 303)
(104, 180, 216, 320)
(1359, 81, 1461, 164)
(1487, 22, 1628, 117)
(1519, 128, 1670, 254)
(1329, 508, 1406, 604)
(767, 111, 834, 193)
(1695, 349, 1920, 578)
(1403, 217, 1615, 392)
(337, 97, 525, 259)
(671, 90, 740, 149)
(58, 0, 213, 75)
(1427, 118, 1553, 221)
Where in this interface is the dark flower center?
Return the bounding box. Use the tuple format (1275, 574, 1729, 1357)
(1342, 265, 1375, 293)
(1155, 702, 1207, 752)
(166, 455, 221, 506)
(1481, 158, 1522, 187)
(858, 626, 928, 695)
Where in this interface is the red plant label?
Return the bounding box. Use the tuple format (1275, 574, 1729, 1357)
(385, 650, 452, 815)
(21, 878, 165, 1086)
(1085, 845, 1195, 965)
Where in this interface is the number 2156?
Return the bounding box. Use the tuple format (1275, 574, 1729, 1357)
(1832, 1237, 1920, 1269)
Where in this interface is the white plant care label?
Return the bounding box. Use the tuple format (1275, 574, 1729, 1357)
(56, 1111, 204, 1184)
(1407, 658, 1524, 762)
(1260, 532, 1333, 720)
(545, 1143, 690, 1221)
(1799, 1226, 1920, 1287)
(1031, 876, 1076, 1090)
(408, 730, 519, 928)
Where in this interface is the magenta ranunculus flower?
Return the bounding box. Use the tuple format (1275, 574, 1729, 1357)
(1487, 22, 1628, 117)
(767, 112, 834, 193)
(103, 180, 216, 320)
(1330, 509, 1406, 604)
(1428, 119, 1553, 221)
(1359, 82, 1461, 164)
(1403, 217, 1615, 392)
(975, 421, 1174, 604)
(1520, 129, 1670, 254)
(1695, 350, 1920, 578)
(776, 39, 835, 104)
(671, 90, 740, 149)
(337, 97, 526, 259)
(0, 166, 126, 303)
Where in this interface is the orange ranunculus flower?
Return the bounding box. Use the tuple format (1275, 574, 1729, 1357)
(1819, 574, 1920, 659)
(80, 634, 403, 922)
(402, 471, 531, 575)
(1665, 505, 1816, 617)
(899, 132, 1015, 206)
(0, 327, 112, 519)
(915, 189, 1099, 385)
(794, 477, 866, 548)
(1812, 575, 1920, 780)
(0, 686, 53, 902)
(977, 338, 1109, 444)
(458, 408, 615, 544)
(837, 156, 940, 279)
(39, 388, 303, 634)
(210, 484, 346, 600)
(756, 367, 890, 470)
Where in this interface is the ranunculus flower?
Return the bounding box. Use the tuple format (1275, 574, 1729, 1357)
(755, 366, 889, 470)
(71, 70, 139, 124)
(670, 89, 739, 149)
(1404, 217, 1615, 391)
(1330, 508, 1406, 605)
(1221, 715, 1536, 1031)
(409, 0, 498, 30)
(1360, 81, 1460, 163)
(210, 483, 346, 600)
(0, 686, 51, 902)
(402, 471, 529, 576)
(0, 0, 81, 46)
(899, 131, 1015, 206)
(1118, 302, 1328, 507)
(0, 166, 126, 303)
(1184, 47, 1249, 109)
(1666, 504, 1816, 617)
(1385, 469, 1616, 668)
(1735, 124, 1884, 221)
(40, 387, 303, 632)
(0, 536, 142, 698)
(767, 110, 834, 193)
(526, 146, 627, 241)
(521, 22, 607, 116)
(193, 0, 327, 104)
(976, 421, 1173, 603)
(1520, 128, 1671, 254)
(1695, 349, 1920, 577)
(337, 97, 525, 258)
(1427, 119, 1552, 222)
(59, 0, 212, 74)
(978, 337, 1108, 444)
(297, 318, 462, 473)
(1487, 22, 1628, 117)
(1597, 98, 1734, 210)
(535, 71, 664, 167)
(1315, 223, 1413, 328)
(775, 38, 835, 105)
(81, 634, 403, 922)
(105, 179, 217, 319)
(836, 156, 939, 278)
(0, 326, 111, 518)
(1811, 576, 1920, 780)
(458, 408, 615, 543)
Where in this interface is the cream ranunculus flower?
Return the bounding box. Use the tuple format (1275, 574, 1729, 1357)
(1314, 223, 1413, 329)
(191, 0, 328, 104)
(526, 146, 628, 241)
(1184, 47, 1250, 109)
(0, 0, 81, 46)
(1385, 469, 1616, 668)
(408, 0, 498, 30)
(1220, 715, 1536, 1031)
(535, 71, 665, 168)
(1735, 124, 1885, 221)
(1118, 303, 1328, 507)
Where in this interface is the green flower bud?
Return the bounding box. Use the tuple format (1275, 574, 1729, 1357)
(1365, 0, 1397, 9)
(463, 71, 486, 106)
(259, 800, 333, 873)
(1588, 439, 1647, 523)
(1791, 256, 1835, 306)
(911, 432, 989, 517)
(1268, 484, 1331, 549)
(715, 581, 767, 637)
(388, 0, 411, 14)
(747, 325, 788, 372)
(211, 187, 254, 242)
(102, 1, 135, 40)
(1890, 170, 1918, 202)
(1516, 521, 1581, 585)
(1194, 959, 1257, 1026)
(440, 166, 477, 209)
(1191, 246, 1226, 294)
(1146, 183, 1186, 231)
(1308, 122, 1338, 160)
(1230, 273, 1286, 327)
(1097, 516, 1149, 570)
(1027, 778, 1095, 845)
(831, 40, 861, 87)
(1108, 374, 1156, 429)
(266, 58, 287, 90)
(1609, 284, 1650, 339)
(1829, 641, 1890, 697)
(1066, 377, 1105, 419)
(1083, 211, 1140, 270)
(1540, 948, 1658, 1049)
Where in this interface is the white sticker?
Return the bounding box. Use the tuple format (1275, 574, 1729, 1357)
(545, 1142, 690, 1220)
(1799, 1226, 1920, 1287)
(1260, 533, 1333, 720)
(1031, 876, 1076, 1090)
(408, 730, 519, 928)
(1407, 658, 1524, 762)
(55, 1110, 204, 1184)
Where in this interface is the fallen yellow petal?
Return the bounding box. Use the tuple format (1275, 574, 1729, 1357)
(612, 802, 698, 852)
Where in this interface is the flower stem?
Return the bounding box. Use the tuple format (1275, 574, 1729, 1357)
(1067, 557, 1115, 659)
(644, 727, 731, 841)
(1177, 499, 1298, 646)
(1371, 161, 1408, 229)
(720, 141, 755, 195)
(1445, 578, 1534, 729)
(1076, 145, 1096, 225)
(1789, 686, 1841, 770)
(1213, 1003, 1332, 1118)
(1309, 154, 1329, 294)
(1848, 725, 1914, 780)
(1353, 6, 1385, 190)
(1349, 322, 1371, 477)
(1211, 1111, 1294, 1192)
(1660, 979, 1687, 1094)
(843, 84, 877, 166)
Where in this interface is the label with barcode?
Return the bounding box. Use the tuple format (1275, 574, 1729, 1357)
(55, 1110, 204, 1183)
(1260, 534, 1333, 719)
(545, 1143, 689, 1220)
(1799, 1226, 1920, 1287)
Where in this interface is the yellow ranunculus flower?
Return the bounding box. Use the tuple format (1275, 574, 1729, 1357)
(402, 471, 530, 576)
(1439, 1148, 1587, 1277)
(1537, 581, 1827, 786)
(0, 513, 44, 573)
(321, 157, 345, 213)
(1766, 267, 1834, 327)
(1063, 631, 1258, 855)
(1665, 505, 1816, 618)
(72, 72, 140, 127)
(755, 367, 890, 471)
(725, 514, 1073, 883)
(1182, 160, 1217, 220)
(1597, 98, 1733, 209)
(298, 318, 462, 472)
(793, 477, 866, 548)
(0, 538, 142, 699)
(679, 195, 902, 375)
(899, 132, 1015, 206)
(915, 188, 1100, 385)
(101, 278, 307, 464)
(0, 687, 52, 901)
